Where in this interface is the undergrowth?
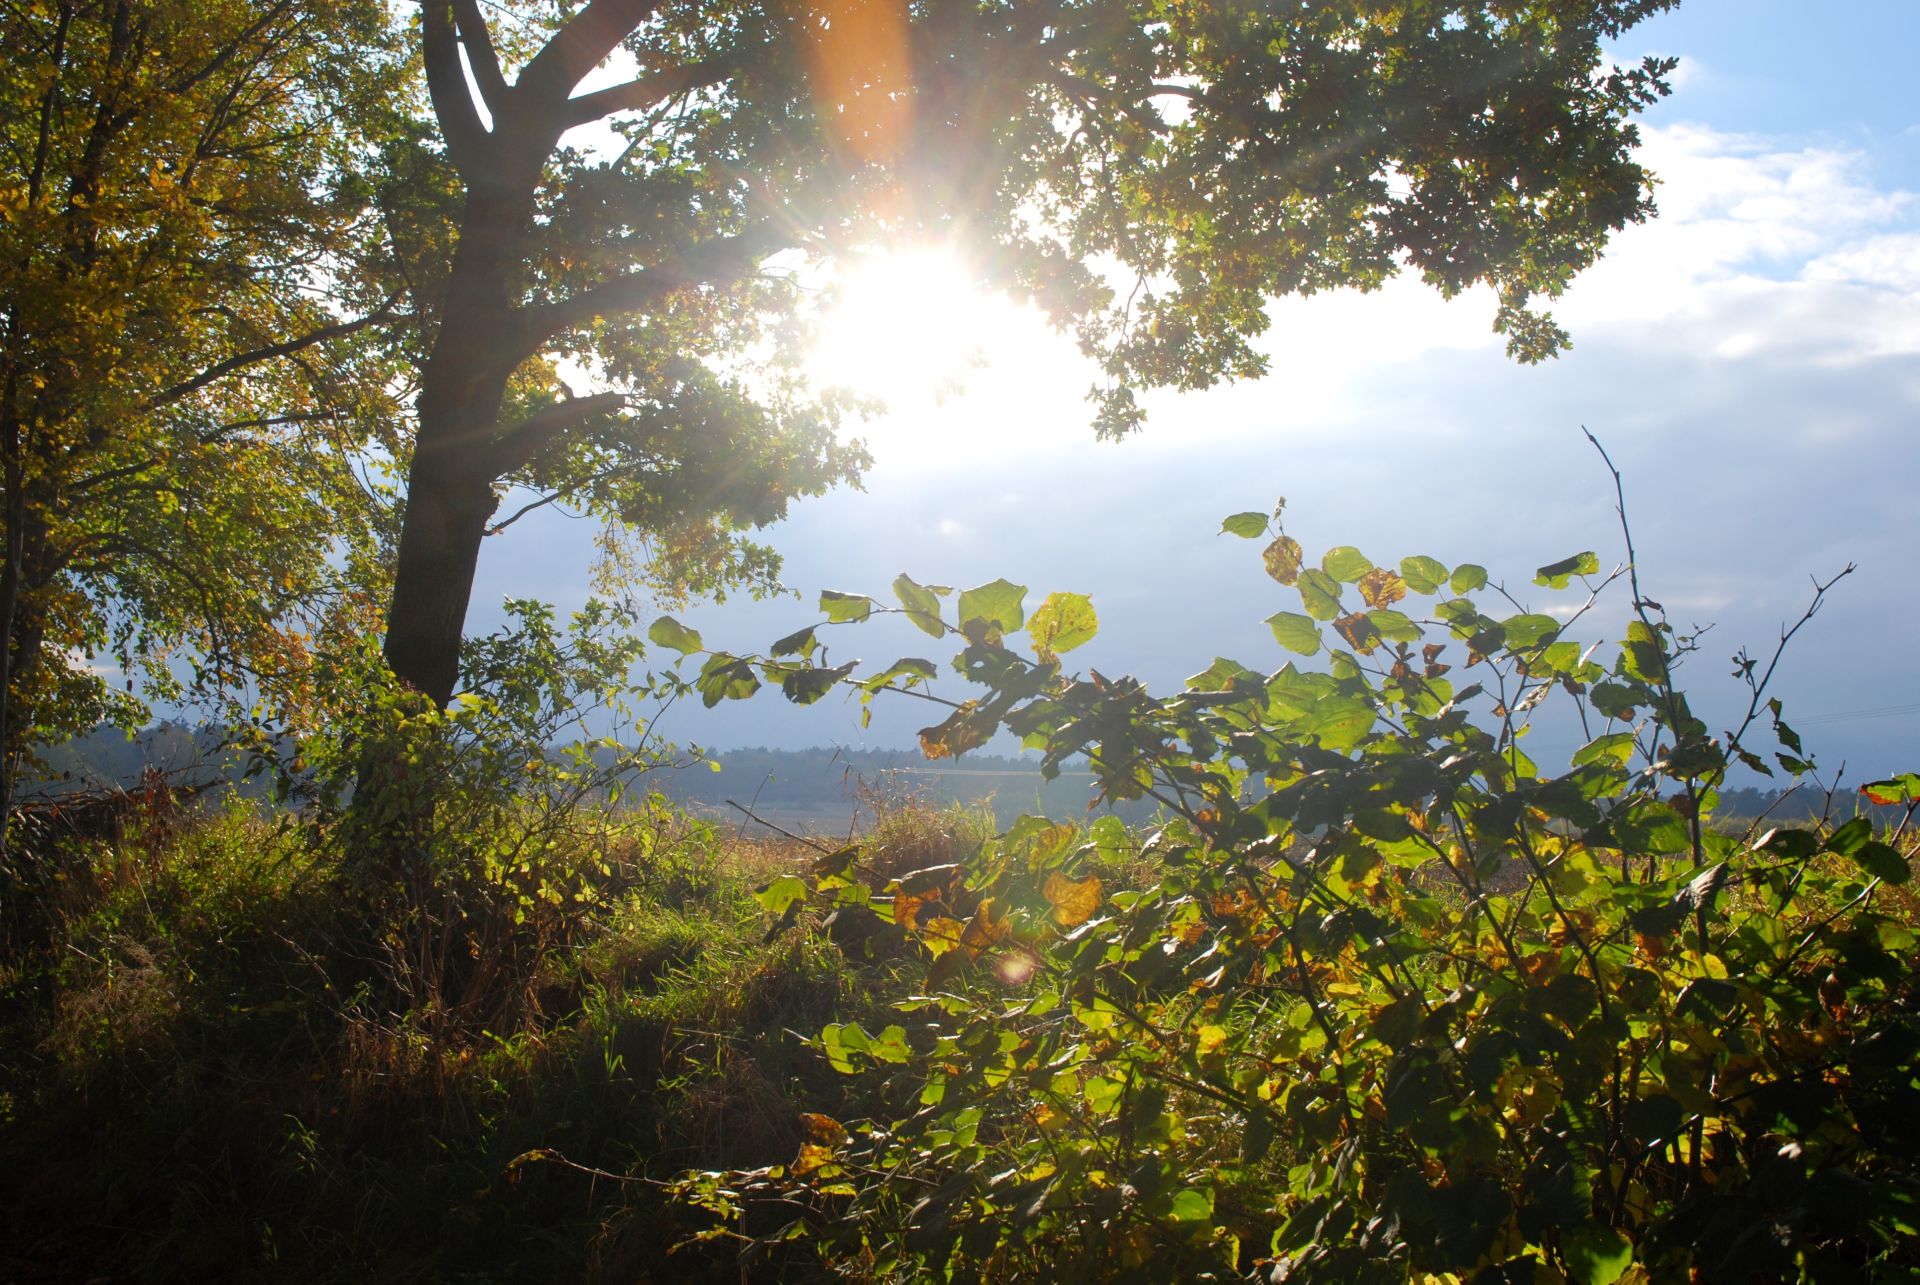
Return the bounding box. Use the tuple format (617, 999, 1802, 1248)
(0, 789, 971, 1283)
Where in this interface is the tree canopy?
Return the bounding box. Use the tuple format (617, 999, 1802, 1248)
(376, 0, 1679, 709)
(0, 0, 410, 821)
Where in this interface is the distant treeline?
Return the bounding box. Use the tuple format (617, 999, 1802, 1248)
(19, 723, 1894, 830)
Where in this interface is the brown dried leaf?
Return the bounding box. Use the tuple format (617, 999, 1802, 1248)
(1263, 535, 1304, 586)
(1359, 567, 1408, 609)
(1333, 611, 1381, 655)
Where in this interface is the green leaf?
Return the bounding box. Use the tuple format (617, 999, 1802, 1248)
(1535, 551, 1600, 589)
(1621, 621, 1667, 682)
(1367, 608, 1420, 643)
(1028, 591, 1098, 659)
(1322, 545, 1373, 583)
(1757, 827, 1820, 860)
(1220, 512, 1268, 539)
(1572, 732, 1636, 767)
(1266, 611, 1322, 656)
(648, 615, 704, 655)
(754, 874, 809, 915)
(1862, 773, 1920, 806)
(819, 590, 873, 624)
(1161, 1187, 1214, 1225)
(1399, 555, 1449, 594)
(1297, 568, 1342, 621)
(1564, 1226, 1634, 1285)
(695, 655, 761, 707)
(1298, 697, 1373, 751)
(780, 661, 857, 706)
(769, 625, 817, 657)
(1449, 563, 1488, 594)
(958, 578, 1027, 637)
(893, 574, 946, 638)
(1501, 613, 1560, 650)
(1849, 839, 1911, 885)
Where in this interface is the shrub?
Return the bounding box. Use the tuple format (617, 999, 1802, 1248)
(667, 507, 1919, 1282)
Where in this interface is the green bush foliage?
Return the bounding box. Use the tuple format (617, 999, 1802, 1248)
(668, 511, 1920, 1282)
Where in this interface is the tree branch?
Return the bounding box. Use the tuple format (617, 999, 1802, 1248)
(141, 298, 398, 413)
(450, 0, 511, 119)
(516, 0, 660, 107)
(561, 50, 745, 127)
(421, 0, 490, 173)
(487, 391, 627, 476)
(517, 227, 782, 347)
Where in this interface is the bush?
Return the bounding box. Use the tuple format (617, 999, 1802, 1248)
(669, 509, 1920, 1282)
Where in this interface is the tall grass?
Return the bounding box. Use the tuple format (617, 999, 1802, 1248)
(0, 787, 983, 1282)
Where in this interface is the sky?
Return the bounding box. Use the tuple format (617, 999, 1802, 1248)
(468, 0, 1920, 785)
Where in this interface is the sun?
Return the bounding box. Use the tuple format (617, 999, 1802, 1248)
(808, 246, 1004, 406)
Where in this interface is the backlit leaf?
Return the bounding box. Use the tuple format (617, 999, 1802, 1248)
(1220, 512, 1268, 538)
(648, 615, 703, 655)
(1322, 545, 1373, 583)
(958, 578, 1027, 639)
(1263, 535, 1305, 585)
(1297, 569, 1342, 620)
(1535, 551, 1600, 589)
(1266, 611, 1322, 656)
(819, 590, 873, 623)
(1028, 591, 1097, 660)
(1042, 871, 1103, 927)
(1358, 567, 1407, 608)
(1399, 555, 1449, 594)
(893, 574, 947, 637)
(1449, 563, 1489, 594)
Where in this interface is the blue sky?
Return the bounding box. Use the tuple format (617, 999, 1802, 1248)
(470, 1, 1920, 784)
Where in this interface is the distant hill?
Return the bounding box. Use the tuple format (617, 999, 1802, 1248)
(16, 724, 1898, 832)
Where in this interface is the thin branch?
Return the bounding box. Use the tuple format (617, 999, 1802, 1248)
(142, 298, 398, 412)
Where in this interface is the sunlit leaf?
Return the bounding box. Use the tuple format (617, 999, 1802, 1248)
(1535, 551, 1600, 589)
(893, 574, 946, 637)
(648, 615, 703, 655)
(1297, 569, 1342, 620)
(1263, 535, 1305, 585)
(1266, 611, 1322, 656)
(1399, 555, 1449, 594)
(1449, 563, 1488, 594)
(1042, 871, 1102, 926)
(1028, 591, 1097, 660)
(1220, 512, 1268, 539)
(958, 578, 1027, 639)
(819, 590, 873, 623)
(1358, 567, 1408, 608)
(1322, 545, 1373, 583)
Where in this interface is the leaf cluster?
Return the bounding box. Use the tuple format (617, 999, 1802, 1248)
(661, 517, 1918, 1281)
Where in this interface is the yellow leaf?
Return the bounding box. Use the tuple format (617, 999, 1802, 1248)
(798, 1112, 849, 1147)
(1042, 871, 1103, 927)
(920, 915, 966, 957)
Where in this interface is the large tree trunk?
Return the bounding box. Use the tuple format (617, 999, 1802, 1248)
(379, 179, 527, 706)
(381, 441, 498, 708)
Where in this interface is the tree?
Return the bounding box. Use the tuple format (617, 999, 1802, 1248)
(382, 0, 1677, 711)
(0, 0, 409, 838)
